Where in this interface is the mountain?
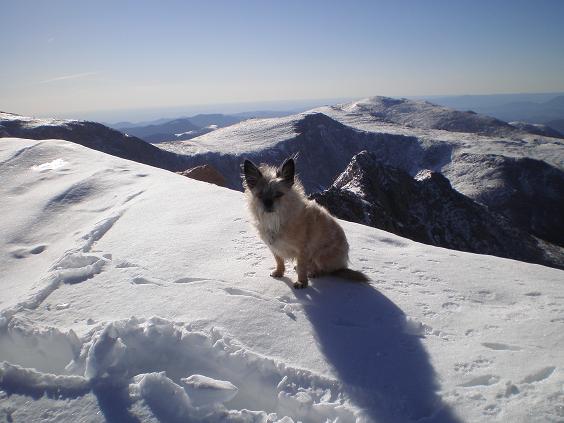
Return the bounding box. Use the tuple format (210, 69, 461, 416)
(158, 97, 564, 249)
(312, 151, 564, 269)
(186, 113, 242, 128)
(319, 96, 522, 137)
(159, 111, 451, 192)
(546, 118, 564, 135)
(508, 121, 563, 138)
(443, 152, 564, 247)
(1, 137, 562, 422)
(119, 114, 245, 143)
(0, 112, 185, 170)
(120, 118, 202, 142)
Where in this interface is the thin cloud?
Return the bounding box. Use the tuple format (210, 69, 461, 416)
(39, 72, 99, 84)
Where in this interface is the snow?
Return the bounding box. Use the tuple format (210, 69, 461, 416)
(0, 112, 78, 129)
(312, 98, 564, 170)
(180, 374, 238, 405)
(1, 137, 563, 422)
(159, 114, 303, 155)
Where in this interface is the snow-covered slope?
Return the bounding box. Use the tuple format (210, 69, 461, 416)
(1, 138, 563, 422)
(0, 112, 185, 171)
(320, 97, 522, 137)
(508, 121, 563, 139)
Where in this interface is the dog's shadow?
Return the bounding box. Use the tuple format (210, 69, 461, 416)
(285, 277, 461, 423)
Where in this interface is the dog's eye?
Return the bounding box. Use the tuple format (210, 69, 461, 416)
(274, 192, 284, 199)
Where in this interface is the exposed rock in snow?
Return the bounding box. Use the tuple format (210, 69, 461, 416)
(312, 151, 564, 269)
(177, 164, 228, 188)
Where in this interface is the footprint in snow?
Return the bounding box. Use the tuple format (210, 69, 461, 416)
(222, 287, 266, 301)
(173, 277, 210, 284)
(131, 277, 161, 286)
(482, 342, 522, 351)
(520, 366, 556, 384)
(459, 374, 500, 387)
(10, 244, 47, 258)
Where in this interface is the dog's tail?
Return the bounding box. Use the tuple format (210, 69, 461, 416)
(331, 268, 370, 282)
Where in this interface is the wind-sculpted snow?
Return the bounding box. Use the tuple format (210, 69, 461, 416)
(1, 138, 563, 422)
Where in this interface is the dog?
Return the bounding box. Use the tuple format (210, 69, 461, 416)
(241, 156, 369, 289)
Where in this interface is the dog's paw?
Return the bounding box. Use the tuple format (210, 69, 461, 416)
(270, 270, 284, 278)
(293, 280, 308, 289)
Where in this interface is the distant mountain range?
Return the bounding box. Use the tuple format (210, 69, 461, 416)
(113, 114, 242, 143)
(427, 93, 564, 134)
(108, 111, 297, 144)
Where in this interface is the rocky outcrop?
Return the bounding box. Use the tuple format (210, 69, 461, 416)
(312, 151, 564, 270)
(177, 164, 228, 187)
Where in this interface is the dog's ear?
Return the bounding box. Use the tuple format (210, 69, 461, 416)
(277, 157, 295, 187)
(242, 159, 262, 189)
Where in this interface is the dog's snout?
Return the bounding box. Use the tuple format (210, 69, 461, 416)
(263, 198, 273, 209)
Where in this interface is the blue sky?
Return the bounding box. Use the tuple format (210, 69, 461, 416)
(1, 0, 563, 120)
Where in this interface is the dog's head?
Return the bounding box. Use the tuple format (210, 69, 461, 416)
(241, 157, 295, 213)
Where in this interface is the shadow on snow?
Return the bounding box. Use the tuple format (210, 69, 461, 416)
(289, 277, 461, 423)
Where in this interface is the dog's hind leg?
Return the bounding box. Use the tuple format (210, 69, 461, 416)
(294, 255, 309, 289)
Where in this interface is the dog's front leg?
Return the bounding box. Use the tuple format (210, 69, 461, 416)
(294, 256, 309, 289)
(270, 253, 285, 278)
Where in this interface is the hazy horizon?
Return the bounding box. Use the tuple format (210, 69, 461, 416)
(2, 0, 564, 121)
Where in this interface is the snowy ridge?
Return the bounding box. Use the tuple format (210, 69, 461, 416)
(333, 97, 520, 137)
(1, 138, 563, 422)
(0, 112, 185, 171)
(159, 113, 302, 156)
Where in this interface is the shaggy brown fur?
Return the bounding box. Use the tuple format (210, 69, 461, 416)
(242, 157, 368, 289)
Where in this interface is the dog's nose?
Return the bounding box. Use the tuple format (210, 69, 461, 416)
(263, 198, 273, 209)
